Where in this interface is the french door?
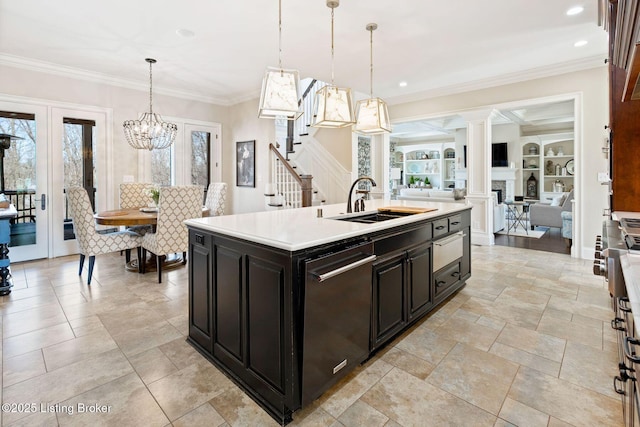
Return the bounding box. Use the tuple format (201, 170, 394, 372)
(0, 101, 49, 262)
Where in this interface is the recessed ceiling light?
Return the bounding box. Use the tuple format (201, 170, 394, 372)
(399, 81, 408, 87)
(176, 28, 195, 38)
(566, 6, 584, 16)
(574, 40, 588, 47)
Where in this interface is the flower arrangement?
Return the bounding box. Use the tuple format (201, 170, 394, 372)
(148, 188, 160, 206)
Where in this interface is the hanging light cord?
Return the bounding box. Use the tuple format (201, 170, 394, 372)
(369, 26, 373, 98)
(330, 5, 335, 85)
(278, 0, 283, 71)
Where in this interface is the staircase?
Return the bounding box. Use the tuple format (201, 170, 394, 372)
(265, 78, 351, 210)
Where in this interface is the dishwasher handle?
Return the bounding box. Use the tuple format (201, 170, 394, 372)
(314, 255, 377, 283)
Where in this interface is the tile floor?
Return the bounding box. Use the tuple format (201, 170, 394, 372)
(0, 245, 623, 426)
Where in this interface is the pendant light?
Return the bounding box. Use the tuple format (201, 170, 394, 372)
(258, 0, 302, 120)
(353, 23, 391, 135)
(123, 58, 177, 150)
(312, 0, 354, 128)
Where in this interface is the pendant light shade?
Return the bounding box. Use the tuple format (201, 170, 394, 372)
(258, 67, 302, 119)
(312, 0, 354, 128)
(258, 0, 302, 120)
(123, 58, 177, 151)
(354, 23, 391, 135)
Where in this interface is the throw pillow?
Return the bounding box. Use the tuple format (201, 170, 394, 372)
(550, 196, 563, 206)
(453, 188, 467, 200)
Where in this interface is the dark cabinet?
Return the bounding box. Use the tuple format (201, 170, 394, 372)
(372, 253, 407, 348)
(188, 230, 213, 352)
(434, 261, 461, 301)
(407, 243, 433, 320)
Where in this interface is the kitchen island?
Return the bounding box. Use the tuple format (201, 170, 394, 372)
(185, 199, 472, 424)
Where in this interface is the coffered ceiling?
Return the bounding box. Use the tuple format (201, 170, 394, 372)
(0, 1, 607, 106)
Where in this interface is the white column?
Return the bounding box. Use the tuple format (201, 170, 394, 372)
(460, 109, 497, 246)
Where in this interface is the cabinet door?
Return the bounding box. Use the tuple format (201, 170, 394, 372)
(460, 226, 471, 280)
(189, 230, 214, 352)
(407, 243, 432, 321)
(372, 254, 407, 349)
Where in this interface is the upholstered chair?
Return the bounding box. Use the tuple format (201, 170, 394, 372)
(204, 182, 227, 216)
(119, 182, 155, 208)
(66, 187, 141, 285)
(140, 185, 204, 283)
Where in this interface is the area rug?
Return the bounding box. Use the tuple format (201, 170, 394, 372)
(496, 225, 549, 239)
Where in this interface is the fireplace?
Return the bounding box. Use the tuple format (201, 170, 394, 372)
(491, 168, 517, 202)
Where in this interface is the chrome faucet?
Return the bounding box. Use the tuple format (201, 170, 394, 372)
(347, 177, 377, 213)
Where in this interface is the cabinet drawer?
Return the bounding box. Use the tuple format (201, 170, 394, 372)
(434, 261, 461, 297)
(433, 219, 448, 237)
(448, 214, 463, 232)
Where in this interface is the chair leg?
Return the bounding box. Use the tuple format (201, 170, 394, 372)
(141, 248, 147, 274)
(182, 251, 187, 265)
(157, 255, 164, 283)
(125, 249, 131, 263)
(87, 256, 96, 285)
(79, 254, 85, 276)
(137, 247, 143, 273)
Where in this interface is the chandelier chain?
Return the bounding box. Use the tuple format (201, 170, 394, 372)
(369, 26, 373, 98)
(148, 60, 153, 115)
(278, 0, 283, 70)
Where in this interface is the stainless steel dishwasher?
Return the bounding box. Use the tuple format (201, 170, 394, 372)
(302, 241, 375, 405)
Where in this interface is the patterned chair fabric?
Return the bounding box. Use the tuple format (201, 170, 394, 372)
(140, 185, 204, 282)
(119, 182, 155, 209)
(204, 182, 227, 216)
(561, 210, 573, 239)
(119, 182, 155, 235)
(66, 187, 141, 284)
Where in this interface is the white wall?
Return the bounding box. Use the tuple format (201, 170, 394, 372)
(0, 63, 229, 208)
(389, 66, 610, 259)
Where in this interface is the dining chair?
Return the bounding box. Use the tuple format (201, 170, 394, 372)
(119, 182, 155, 208)
(66, 187, 142, 285)
(204, 182, 227, 216)
(140, 185, 204, 283)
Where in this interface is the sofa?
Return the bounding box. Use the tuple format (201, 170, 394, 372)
(529, 189, 573, 230)
(397, 188, 467, 203)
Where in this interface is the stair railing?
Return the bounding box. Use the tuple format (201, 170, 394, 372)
(268, 143, 312, 208)
(293, 79, 325, 144)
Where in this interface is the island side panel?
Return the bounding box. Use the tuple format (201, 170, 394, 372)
(188, 229, 298, 423)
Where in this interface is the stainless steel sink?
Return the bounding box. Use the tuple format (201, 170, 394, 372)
(331, 211, 416, 224)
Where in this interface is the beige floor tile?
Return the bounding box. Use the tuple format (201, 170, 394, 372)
(498, 397, 549, 427)
(2, 349, 46, 387)
(361, 367, 497, 426)
(2, 303, 67, 338)
(57, 372, 169, 426)
(336, 400, 388, 427)
(395, 326, 457, 365)
(110, 319, 183, 357)
(559, 340, 619, 399)
(172, 402, 227, 427)
(68, 315, 107, 337)
(435, 315, 501, 351)
(289, 404, 338, 426)
(42, 329, 118, 371)
(2, 349, 133, 425)
(427, 343, 519, 415)
(489, 341, 561, 377)
(509, 366, 622, 427)
(159, 337, 208, 370)
(496, 323, 566, 362)
(537, 313, 603, 349)
(128, 347, 178, 385)
(209, 387, 280, 427)
(461, 296, 543, 330)
(380, 347, 435, 380)
(147, 362, 235, 421)
(319, 359, 393, 419)
(2, 409, 58, 426)
(2, 322, 75, 359)
(546, 295, 613, 322)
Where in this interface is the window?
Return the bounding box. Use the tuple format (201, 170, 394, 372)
(191, 131, 210, 201)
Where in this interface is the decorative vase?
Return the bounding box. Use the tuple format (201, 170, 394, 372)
(527, 172, 538, 198)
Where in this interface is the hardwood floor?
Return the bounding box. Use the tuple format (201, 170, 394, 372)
(494, 226, 571, 255)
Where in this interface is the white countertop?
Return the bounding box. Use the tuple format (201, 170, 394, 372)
(621, 253, 640, 334)
(185, 199, 472, 251)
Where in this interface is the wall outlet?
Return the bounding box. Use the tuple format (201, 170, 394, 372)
(597, 172, 609, 183)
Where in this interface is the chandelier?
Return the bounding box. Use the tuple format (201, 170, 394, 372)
(258, 0, 302, 120)
(123, 58, 177, 150)
(353, 23, 391, 135)
(312, 0, 354, 128)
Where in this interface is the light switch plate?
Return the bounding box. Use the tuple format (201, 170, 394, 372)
(597, 172, 609, 183)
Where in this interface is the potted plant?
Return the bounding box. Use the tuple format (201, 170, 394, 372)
(148, 187, 160, 207)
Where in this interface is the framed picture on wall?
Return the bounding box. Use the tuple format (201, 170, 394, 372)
(236, 140, 255, 187)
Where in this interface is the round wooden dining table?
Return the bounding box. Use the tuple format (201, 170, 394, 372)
(94, 208, 158, 226)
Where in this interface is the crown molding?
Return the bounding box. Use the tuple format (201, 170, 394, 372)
(385, 54, 607, 106)
(0, 53, 232, 106)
